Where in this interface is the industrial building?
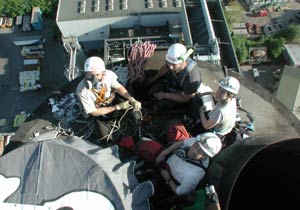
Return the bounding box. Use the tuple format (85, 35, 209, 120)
(284, 44, 300, 66)
(56, 0, 221, 66)
(276, 65, 300, 120)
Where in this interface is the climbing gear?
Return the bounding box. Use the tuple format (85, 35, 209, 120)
(196, 133, 222, 157)
(129, 97, 142, 111)
(218, 76, 240, 95)
(92, 85, 114, 106)
(165, 43, 194, 64)
(116, 101, 132, 110)
(84, 56, 105, 73)
(127, 41, 157, 82)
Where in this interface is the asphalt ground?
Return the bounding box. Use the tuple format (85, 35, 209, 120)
(0, 18, 69, 133)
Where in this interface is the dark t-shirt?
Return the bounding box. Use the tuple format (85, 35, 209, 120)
(168, 60, 202, 94)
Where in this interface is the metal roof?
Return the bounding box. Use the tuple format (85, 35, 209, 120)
(276, 65, 300, 120)
(284, 44, 300, 66)
(57, 0, 182, 22)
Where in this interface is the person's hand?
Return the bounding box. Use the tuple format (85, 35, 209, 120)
(129, 97, 142, 111)
(160, 168, 171, 181)
(155, 152, 166, 166)
(115, 101, 132, 110)
(154, 91, 166, 100)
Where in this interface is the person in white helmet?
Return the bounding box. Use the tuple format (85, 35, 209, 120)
(147, 43, 203, 111)
(76, 56, 142, 139)
(137, 126, 222, 196)
(196, 76, 240, 138)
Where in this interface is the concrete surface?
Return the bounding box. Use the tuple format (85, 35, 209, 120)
(0, 19, 69, 133)
(198, 61, 300, 137)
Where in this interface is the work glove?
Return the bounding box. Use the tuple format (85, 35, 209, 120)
(115, 101, 132, 110)
(129, 97, 142, 111)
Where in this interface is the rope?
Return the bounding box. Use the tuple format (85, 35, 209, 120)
(127, 41, 157, 82)
(98, 107, 134, 144)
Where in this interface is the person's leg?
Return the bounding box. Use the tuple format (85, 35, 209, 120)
(94, 118, 111, 140)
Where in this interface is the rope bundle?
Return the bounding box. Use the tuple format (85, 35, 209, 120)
(127, 41, 157, 82)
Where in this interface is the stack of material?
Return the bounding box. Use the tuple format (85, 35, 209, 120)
(19, 57, 42, 92)
(18, 42, 44, 92)
(19, 70, 40, 92)
(13, 111, 27, 128)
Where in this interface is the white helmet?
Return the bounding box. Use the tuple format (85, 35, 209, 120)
(84, 56, 105, 73)
(219, 76, 240, 95)
(165, 43, 187, 64)
(197, 133, 222, 157)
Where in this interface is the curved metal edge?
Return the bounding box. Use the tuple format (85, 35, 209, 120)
(205, 135, 300, 210)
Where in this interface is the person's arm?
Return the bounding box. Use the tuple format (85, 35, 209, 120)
(90, 105, 118, 116)
(160, 168, 178, 194)
(116, 85, 141, 111)
(116, 85, 133, 100)
(154, 92, 194, 103)
(199, 106, 218, 130)
(148, 65, 169, 84)
(155, 140, 184, 165)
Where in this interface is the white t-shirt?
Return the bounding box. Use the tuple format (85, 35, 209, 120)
(167, 138, 209, 195)
(208, 98, 237, 136)
(76, 70, 121, 114)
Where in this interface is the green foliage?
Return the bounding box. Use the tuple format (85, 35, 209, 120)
(265, 37, 286, 59)
(2, 0, 29, 17)
(1, 0, 58, 17)
(0, 0, 5, 15)
(280, 24, 300, 42)
(232, 35, 248, 63)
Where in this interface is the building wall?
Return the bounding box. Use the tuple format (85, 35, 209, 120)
(276, 66, 300, 111)
(57, 13, 181, 42)
(284, 44, 300, 66)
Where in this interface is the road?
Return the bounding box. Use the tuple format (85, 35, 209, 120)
(0, 18, 69, 133)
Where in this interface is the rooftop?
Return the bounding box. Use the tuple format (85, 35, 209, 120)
(284, 44, 300, 66)
(57, 0, 182, 21)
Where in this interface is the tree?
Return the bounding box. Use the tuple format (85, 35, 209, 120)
(0, 0, 5, 15)
(232, 35, 248, 63)
(265, 37, 286, 59)
(2, 0, 30, 17)
(281, 24, 300, 42)
(1, 0, 58, 17)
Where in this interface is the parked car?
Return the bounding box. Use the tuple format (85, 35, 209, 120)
(253, 10, 268, 17)
(263, 22, 286, 36)
(0, 17, 6, 28)
(5, 17, 13, 28)
(246, 22, 255, 34)
(254, 24, 262, 34)
(22, 15, 31, 32)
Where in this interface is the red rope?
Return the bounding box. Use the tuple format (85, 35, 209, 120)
(127, 41, 157, 82)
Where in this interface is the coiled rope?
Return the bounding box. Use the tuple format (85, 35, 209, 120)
(127, 41, 157, 82)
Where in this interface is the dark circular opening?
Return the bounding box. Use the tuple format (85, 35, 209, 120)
(228, 139, 300, 210)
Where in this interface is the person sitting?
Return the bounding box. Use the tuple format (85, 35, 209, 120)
(137, 124, 222, 196)
(196, 76, 240, 138)
(147, 43, 206, 111)
(76, 56, 142, 139)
